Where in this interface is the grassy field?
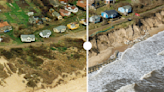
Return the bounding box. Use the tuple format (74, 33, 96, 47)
(5, 2, 29, 25)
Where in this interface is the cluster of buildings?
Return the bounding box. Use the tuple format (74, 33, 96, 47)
(0, 0, 88, 43)
(89, 4, 132, 23)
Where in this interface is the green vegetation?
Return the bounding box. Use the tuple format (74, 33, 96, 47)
(5, 2, 29, 25)
(0, 64, 8, 78)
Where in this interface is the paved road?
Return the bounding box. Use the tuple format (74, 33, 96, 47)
(89, 5, 164, 36)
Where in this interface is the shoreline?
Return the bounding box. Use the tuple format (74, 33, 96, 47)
(89, 24, 164, 67)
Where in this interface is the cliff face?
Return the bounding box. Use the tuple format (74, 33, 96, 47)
(89, 10, 164, 58)
(89, 30, 164, 92)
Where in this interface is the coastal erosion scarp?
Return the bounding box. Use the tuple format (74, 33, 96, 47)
(89, 10, 164, 67)
(89, 30, 164, 92)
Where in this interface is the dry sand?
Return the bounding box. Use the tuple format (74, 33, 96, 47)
(0, 57, 86, 92)
(89, 24, 164, 67)
(35, 77, 86, 92)
(89, 47, 113, 67)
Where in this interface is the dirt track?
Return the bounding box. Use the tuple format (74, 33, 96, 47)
(0, 30, 86, 49)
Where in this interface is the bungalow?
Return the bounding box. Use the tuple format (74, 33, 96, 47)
(58, 0, 68, 4)
(101, 10, 118, 19)
(80, 19, 87, 25)
(53, 25, 66, 33)
(59, 9, 71, 17)
(89, 15, 101, 23)
(27, 12, 34, 16)
(29, 16, 39, 24)
(49, 0, 59, 7)
(76, 0, 86, 10)
(118, 5, 132, 15)
(20, 35, 35, 42)
(0, 38, 2, 42)
(105, 0, 113, 4)
(52, 11, 63, 20)
(64, 5, 78, 13)
(0, 21, 12, 32)
(39, 30, 51, 38)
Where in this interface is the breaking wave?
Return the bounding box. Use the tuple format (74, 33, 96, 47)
(89, 31, 164, 92)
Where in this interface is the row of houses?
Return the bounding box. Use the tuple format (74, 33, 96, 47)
(21, 22, 81, 42)
(59, 0, 87, 9)
(49, 4, 79, 20)
(20, 25, 66, 42)
(89, 5, 132, 23)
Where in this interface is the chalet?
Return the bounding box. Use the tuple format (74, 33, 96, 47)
(49, 0, 59, 7)
(39, 30, 51, 38)
(80, 19, 87, 25)
(27, 12, 34, 16)
(58, 0, 68, 4)
(59, 9, 71, 17)
(29, 16, 39, 24)
(52, 11, 63, 20)
(20, 35, 35, 42)
(105, 0, 113, 4)
(118, 5, 132, 15)
(101, 10, 118, 19)
(0, 21, 12, 32)
(64, 5, 78, 13)
(53, 25, 66, 33)
(76, 0, 86, 10)
(89, 15, 101, 23)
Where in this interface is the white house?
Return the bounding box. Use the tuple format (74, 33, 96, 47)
(39, 30, 52, 38)
(53, 25, 66, 33)
(118, 5, 132, 15)
(27, 12, 34, 16)
(105, 0, 113, 4)
(20, 35, 35, 42)
(64, 4, 78, 13)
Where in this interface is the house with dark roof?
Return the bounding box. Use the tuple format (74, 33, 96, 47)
(101, 10, 118, 19)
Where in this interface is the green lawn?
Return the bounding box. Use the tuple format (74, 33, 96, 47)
(4, 2, 29, 26)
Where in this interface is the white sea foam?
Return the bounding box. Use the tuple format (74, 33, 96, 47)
(89, 31, 164, 92)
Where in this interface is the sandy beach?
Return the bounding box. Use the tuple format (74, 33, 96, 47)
(36, 77, 86, 92)
(89, 24, 164, 67)
(0, 57, 87, 92)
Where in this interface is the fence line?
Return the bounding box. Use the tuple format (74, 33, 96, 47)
(90, 26, 114, 37)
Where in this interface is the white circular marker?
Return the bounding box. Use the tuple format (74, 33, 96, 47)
(83, 41, 92, 50)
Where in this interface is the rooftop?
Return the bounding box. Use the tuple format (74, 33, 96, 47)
(0, 21, 10, 28)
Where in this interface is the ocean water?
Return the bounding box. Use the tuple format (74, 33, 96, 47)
(88, 31, 164, 92)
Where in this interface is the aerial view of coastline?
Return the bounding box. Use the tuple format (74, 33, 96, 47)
(88, 0, 164, 92)
(0, 0, 86, 92)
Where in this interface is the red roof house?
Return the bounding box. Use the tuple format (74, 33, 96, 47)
(59, 9, 71, 16)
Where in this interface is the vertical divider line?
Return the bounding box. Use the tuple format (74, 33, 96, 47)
(86, 0, 89, 91)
